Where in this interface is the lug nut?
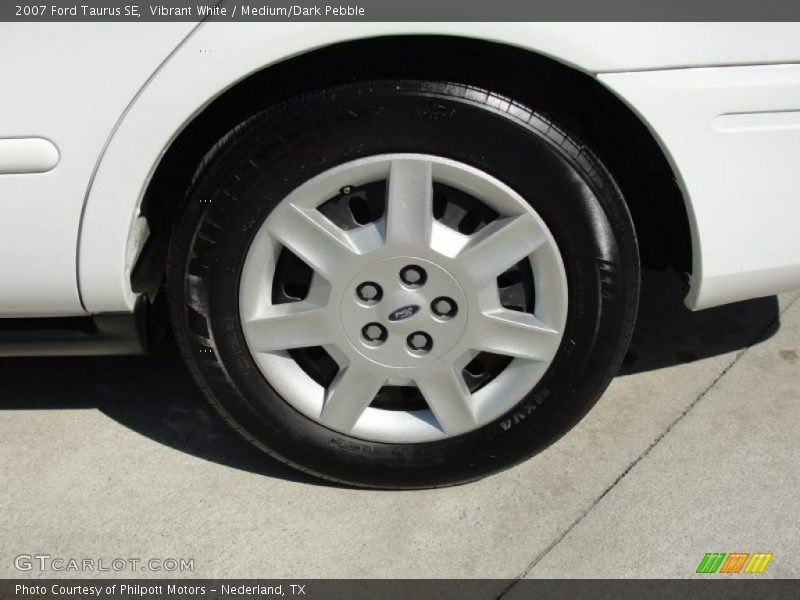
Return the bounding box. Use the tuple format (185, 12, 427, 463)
(356, 282, 382, 304)
(400, 265, 427, 287)
(407, 331, 433, 353)
(431, 297, 458, 318)
(362, 323, 387, 345)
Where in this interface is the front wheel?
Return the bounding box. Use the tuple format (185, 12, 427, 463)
(167, 80, 639, 488)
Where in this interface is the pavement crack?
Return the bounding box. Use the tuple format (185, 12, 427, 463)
(495, 294, 798, 598)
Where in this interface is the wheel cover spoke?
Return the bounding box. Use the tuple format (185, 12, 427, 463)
(245, 301, 333, 353)
(415, 367, 476, 435)
(319, 363, 386, 432)
(384, 159, 434, 249)
(473, 308, 561, 362)
(267, 203, 376, 280)
(456, 213, 548, 283)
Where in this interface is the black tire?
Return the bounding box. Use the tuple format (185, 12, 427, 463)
(166, 80, 639, 489)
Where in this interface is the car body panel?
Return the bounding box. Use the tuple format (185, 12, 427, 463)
(1, 22, 799, 316)
(600, 64, 800, 309)
(0, 22, 196, 316)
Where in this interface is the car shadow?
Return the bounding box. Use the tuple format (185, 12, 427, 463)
(0, 334, 323, 485)
(0, 270, 780, 481)
(619, 269, 780, 375)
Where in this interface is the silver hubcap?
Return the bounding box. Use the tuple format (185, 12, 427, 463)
(341, 256, 468, 368)
(240, 154, 568, 443)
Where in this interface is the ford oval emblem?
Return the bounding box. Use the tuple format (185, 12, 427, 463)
(388, 305, 420, 321)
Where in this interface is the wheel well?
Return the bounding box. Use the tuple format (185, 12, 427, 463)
(133, 35, 692, 298)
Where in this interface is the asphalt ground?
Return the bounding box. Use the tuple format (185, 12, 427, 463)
(1, 270, 797, 582)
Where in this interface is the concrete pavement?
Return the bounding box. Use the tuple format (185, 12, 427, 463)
(1, 271, 797, 582)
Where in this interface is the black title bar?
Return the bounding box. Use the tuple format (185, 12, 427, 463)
(3, 579, 800, 600)
(5, 0, 800, 21)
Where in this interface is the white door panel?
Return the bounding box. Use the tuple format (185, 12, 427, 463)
(0, 23, 195, 316)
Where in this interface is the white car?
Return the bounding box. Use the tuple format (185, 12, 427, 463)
(2, 23, 799, 488)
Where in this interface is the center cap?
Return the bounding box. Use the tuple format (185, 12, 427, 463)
(388, 305, 420, 321)
(341, 256, 468, 369)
